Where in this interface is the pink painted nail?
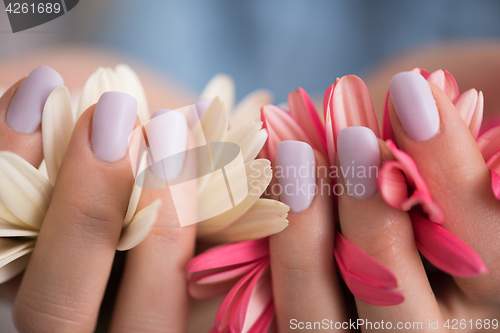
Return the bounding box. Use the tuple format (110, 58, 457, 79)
(337, 126, 380, 199)
(91, 92, 137, 162)
(389, 71, 440, 141)
(274, 140, 316, 213)
(6, 65, 64, 134)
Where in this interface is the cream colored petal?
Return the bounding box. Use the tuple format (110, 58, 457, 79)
(115, 64, 150, 124)
(77, 67, 111, 119)
(200, 74, 235, 114)
(226, 121, 268, 163)
(123, 183, 143, 227)
(38, 160, 48, 179)
(197, 159, 272, 237)
(0, 239, 35, 261)
(42, 86, 75, 185)
(203, 199, 289, 243)
(0, 152, 52, 230)
(0, 219, 38, 237)
(200, 96, 228, 145)
(116, 199, 161, 251)
(230, 89, 273, 127)
(0, 250, 32, 284)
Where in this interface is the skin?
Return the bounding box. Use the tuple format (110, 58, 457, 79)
(2, 43, 500, 331)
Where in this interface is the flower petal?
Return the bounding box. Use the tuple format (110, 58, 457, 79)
(231, 89, 273, 127)
(114, 64, 150, 124)
(470, 91, 484, 139)
(186, 238, 269, 278)
(427, 69, 459, 103)
(288, 87, 327, 153)
(0, 151, 52, 229)
(123, 183, 143, 227)
(334, 232, 398, 288)
(455, 89, 478, 127)
(0, 250, 32, 284)
(378, 161, 409, 212)
(491, 170, 500, 199)
(116, 199, 161, 251)
(202, 199, 289, 243)
(42, 86, 75, 185)
(245, 301, 274, 333)
(197, 159, 272, 237)
(201, 96, 228, 146)
(0, 219, 38, 237)
(476, 126, 500, 163)
(261, 105, 310, 162)
(226, 121, 268, 163)
(230, 265, 272, 333)
(411, 213, 488, 277)
(330, 75, 380, 145)
(200, 74, 235, 115)
(381, 92, 397, 142)
(410, 67, 430, 78)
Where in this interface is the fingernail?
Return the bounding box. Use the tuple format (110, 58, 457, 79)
(275, 140, 316, 213)
(389, 71, 440, 141)
(337, 126, 380, 199)
(91, 92, 137, 162)
(6, 65, 64, 134)
(151, 108, 173, 119)
(145, 109, 188, 180)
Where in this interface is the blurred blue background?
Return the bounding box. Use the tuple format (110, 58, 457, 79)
(84, 0, 500, 101)
(2, 0, 500, 101)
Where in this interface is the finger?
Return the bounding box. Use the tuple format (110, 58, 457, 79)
(13, 92, 138, 332)
(337, 126, 446, 332)
(388, 72, 500, 300)
(0, 66, 63, 166)
(110, 110, 196, 333)
(269, 141, 347, 333)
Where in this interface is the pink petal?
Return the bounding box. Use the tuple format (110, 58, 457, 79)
(491, 170, 500, 199)
(486, 150, 500, 175)
(261, 105, 311, 162)
(384, 141, 444, 224)
(378, 160, 409, 210)
(288, 87, 327, 154)
(323, 83, 335, 116)
(246, 302, 274, 333)
(479, 116, 500, 136)
(382, 92, 396, 142)
(216, 259, 268, 332)
(470, 91, 484, 139)
(330, 75, 380, 146)
(455, 89, 478, 127)
(476, 125, 500, 163)
(411, 213, 488, 277)
(325, 103, 336, 166)
(427, 69, 459, 103)
(186, 238, 269, 279)
(410, 67, 430, 78)
(230, 264, 272, 333)
(334, 232, 398, 288)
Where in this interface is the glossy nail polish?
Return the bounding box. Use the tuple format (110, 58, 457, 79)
(275, 140, 316, 212)
(91, 92, 137, 162)
(389, 71, 440, 141)
(6, 65, 64, 134)
(337, 126, 380, 199)
(145, 109, 188, 180)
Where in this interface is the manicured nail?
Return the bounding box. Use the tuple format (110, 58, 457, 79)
(151, 108, 173, 119)
(275, 140, 316, 213)
(389, 71, 440, 141)
(91, 92, 137, 162)
(145, 109, 188, 180)
(337, 126, 380, 199)
(6, 65, 64, 134)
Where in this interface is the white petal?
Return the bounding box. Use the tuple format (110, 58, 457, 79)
(0, 152, 52, 230)
(200, 96, 228, 145)
(230, 89, 273, 127)
(115, 64, 150, 124)
(197, 159, 272, 237)
(0, 239, 35, 261)
(123, 183, 142, 227)
(0, 250, 32, 284)
(42, 86, 75, 185)
(200, 74, 235, 114)
(116, 199, 161, 251)
(226, 121, 268, 163)
(203, 199, 289, 243)
(76, 67, 111, 119)
(0, 219, 38, 237)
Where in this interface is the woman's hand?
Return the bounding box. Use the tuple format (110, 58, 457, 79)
(0, 66, 195, 332)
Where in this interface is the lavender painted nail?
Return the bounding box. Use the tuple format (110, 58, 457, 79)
(275, 140, 316, 213)
(91, 92, 137, 162)
(6, 65, 64, 134)
(146, 109, 188, 180)
(389, 71, 440, 141)
(337, 126, 380, 200)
